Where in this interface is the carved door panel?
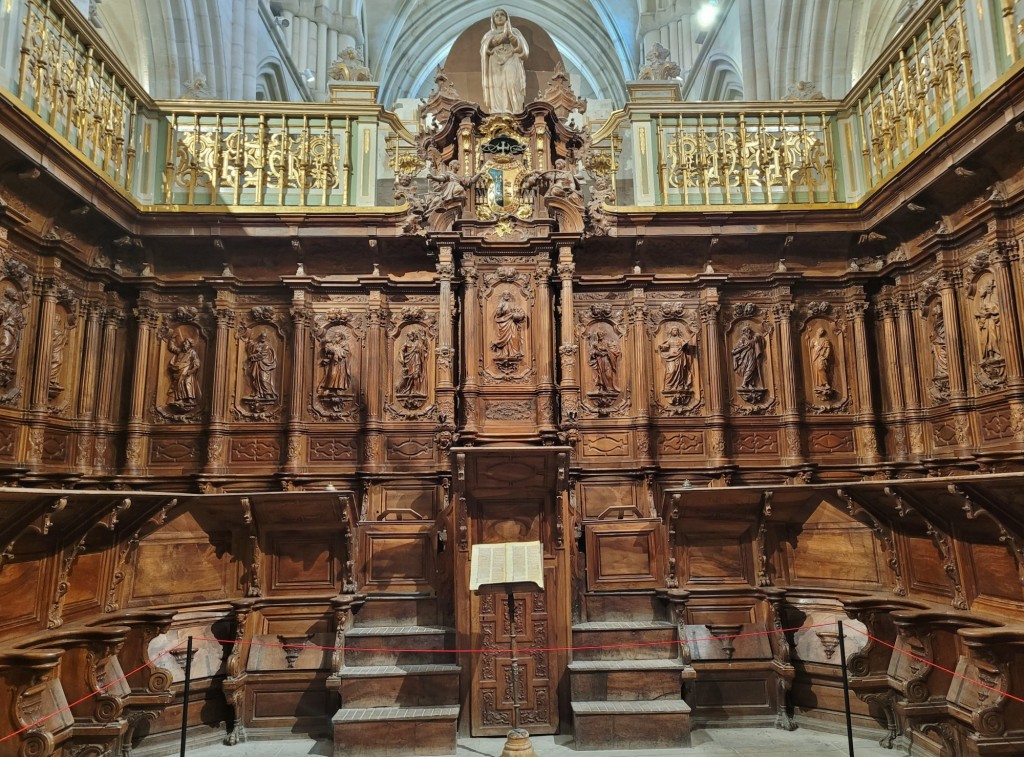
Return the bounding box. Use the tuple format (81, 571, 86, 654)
(471, 580, 556, 735)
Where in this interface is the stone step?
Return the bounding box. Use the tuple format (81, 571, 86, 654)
(352, 596, 441, 627)
(332, 705, 459, 757)
(583, 592, 669, 624)
(572, 700, 692, 751)
(569, 658, 686, 702)
(339, 664, 461, 708)
(571, 621, 679, 661)
(344, 626, 455, 666)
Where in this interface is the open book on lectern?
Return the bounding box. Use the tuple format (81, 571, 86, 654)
(469, 541, 544, 593)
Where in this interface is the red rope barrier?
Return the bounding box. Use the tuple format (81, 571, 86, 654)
(188, 620, 836, 655)
(8, 621, 1023, 746)
(0, 645, 182, 744)
(844, 625, 1024, 705)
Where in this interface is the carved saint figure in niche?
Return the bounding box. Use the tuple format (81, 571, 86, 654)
(975, 280, 1002, 362)
(588, 331, 621, 395)
(480, 8, 529, 114)
(167, 336, 201, 408)
(424, 160, 482, 215)
(48, 317, 67, 397)
(491, 291, 526, 362)
(0, 288, 25, 386)
(245, 332, 278, 401)
(930, 306, 949, 379)
(319, 331, 352, 394)
(396, 328, 428, 398)
(658, 325, 695, 394)
(731, 325, 766, 400)
(809, 328, 835, 398)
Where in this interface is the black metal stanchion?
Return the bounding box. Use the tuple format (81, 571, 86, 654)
(179, 636, 194, 757)
(837, 620, 855, 757)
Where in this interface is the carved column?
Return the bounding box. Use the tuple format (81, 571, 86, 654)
(205, 299, 235, 477)
(556, 248, 580, 445)
(878, 298, 910, 462)
(435, 247, 457, 447)
(535, 253, 556, 435)
(772, 299, 803, 466)
(460, 253, 481, 438)
(364, 290, 385, 472)
(284, 294, 310, 475)
(629, 287, 653, 465)
(991, 245, 1023, 384)
(75, 301, 103, 475)
(846, 297, 881, 465)
(125, 303, 157, 476)
(895, 290, 926, 458)
(699, 289, 727, 467)
(95, 306, 124, 475)
(25, 275, 57, 467)
(935, 274, 967, 401)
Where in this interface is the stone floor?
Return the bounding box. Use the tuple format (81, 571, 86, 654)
(183, 727, 894, 756)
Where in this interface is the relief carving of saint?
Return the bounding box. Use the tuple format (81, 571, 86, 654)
(732, 325, 766, 402)
(0, 288, 25, 387)
(975, 280, 1002, 362)
(588, 331, 620, 395)
(491, 291, 527, 366)
(809, 328, 835, 398)
(319, 331, 352, 394)
(245, 332, 278, 401)
(167, 336, 201, 408)
(658, 325, 695, 394)
(396, 328, 428, 398)
(930, 307, 948, 379)
(480, 8, 529, 114)
(48, 318, 67, 397)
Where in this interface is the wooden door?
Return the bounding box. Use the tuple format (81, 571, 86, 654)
(452, 448, 570, 737)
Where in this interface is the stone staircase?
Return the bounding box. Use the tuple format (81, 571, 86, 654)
(570, 594, 693, 750)
(332, 596, 460, 757)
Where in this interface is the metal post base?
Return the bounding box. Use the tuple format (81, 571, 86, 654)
(499, 728, 538, 757)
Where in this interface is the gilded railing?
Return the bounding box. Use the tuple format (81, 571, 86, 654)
(160, 111, 354, 207)
(853, 0, 974, 188)
(16, 0, 141, 192)
(653, 110, 837, 206)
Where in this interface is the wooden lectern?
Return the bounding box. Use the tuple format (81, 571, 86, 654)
(470, 541, 545, 757)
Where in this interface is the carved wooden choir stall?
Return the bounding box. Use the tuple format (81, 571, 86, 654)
(2, 2, 1024, 756)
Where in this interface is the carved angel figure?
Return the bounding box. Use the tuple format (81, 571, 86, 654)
(731, 325, 765, 390)
(975, 280, 1002, 362)
(658, 325, 694, 391)
(589, 331, 621, 394)
(167, 336, 201, 406)
(424, 160, 482, 215)
(535, 158, 584, 204)
(809, 328, 835, 395)
(246, 332, 278, 401)
(319, 331, 352, 393)
(396, 329, 428, 397)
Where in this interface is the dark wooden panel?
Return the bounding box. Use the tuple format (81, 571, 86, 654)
(268, 532, 338, 594)
(361, 524, 434, 592)
(787, 524, 882, 588)
(129, 534, 235, 605)
(684, 537, 748, 584)
(585, 522, 661, 590)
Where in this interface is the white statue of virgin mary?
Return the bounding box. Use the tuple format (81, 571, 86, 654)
(480, 8, 529, 113)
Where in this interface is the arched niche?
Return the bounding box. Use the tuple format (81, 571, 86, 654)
(442, 14, 565, 111)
